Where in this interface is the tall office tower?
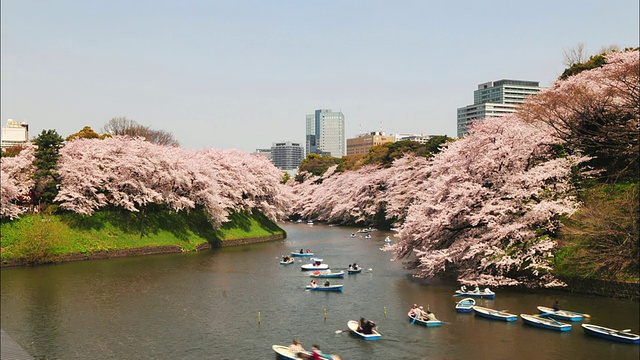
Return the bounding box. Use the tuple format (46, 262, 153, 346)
(456, 80, 542, 137)
(271, 141, 304, 170)
(305, 109, 345, 157)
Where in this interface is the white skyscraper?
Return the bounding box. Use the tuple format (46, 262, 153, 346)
(305, 109, 345, 157)
(457, 80, 542, 137)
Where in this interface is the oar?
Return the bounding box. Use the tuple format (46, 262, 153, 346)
(539, 313, 563, 326)
(411, 315, 418, 324)
(334, 329, 350, 334)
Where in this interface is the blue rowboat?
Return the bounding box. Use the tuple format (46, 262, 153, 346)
(309, 271, 345, 278)
(271, 345, 341, 360)
(407, 314, 441, 327)
(347, 320, 381, 340)
(454, 289, 495, 299)
(473, 306, 517, 322)
(347, 267, 362, 274)
(581, 324, 640, 344)
(537, 306, 583, 321)
(279, 259, 294, 265)
(306, 284, 343, 292)
(455, 298, 475, 313)
(520, 314, 571, 331)
(291, 252, 314, 257)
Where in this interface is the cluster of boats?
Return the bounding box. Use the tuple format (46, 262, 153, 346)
(454, 292, 640, 344)
(280, 250, 363, 293)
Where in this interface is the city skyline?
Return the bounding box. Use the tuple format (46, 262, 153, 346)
(1, 1, 638, 153)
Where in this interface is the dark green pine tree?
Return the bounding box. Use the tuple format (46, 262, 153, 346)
(31, 129, 65, 208)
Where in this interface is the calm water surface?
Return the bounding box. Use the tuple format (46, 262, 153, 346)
(1, 223, 638, 359)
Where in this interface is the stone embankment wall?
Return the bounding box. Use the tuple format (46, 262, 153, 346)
(557, 275, 640, 301)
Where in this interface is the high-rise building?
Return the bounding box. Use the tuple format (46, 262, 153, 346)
(1, 119, 29, 151)
(346, 131, 395, 156)
(271, 141, 304, 170)
(457, 80, 542, 137)
(306, 109, 345, 157)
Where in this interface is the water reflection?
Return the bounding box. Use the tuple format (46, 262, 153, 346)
(1, 223, 638, 360)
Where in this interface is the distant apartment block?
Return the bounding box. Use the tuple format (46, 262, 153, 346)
(271, 141, 304, 170)
(254, 148, 272, 160)
(306, 109, 345, 157)
(1, 119, 29, 151)
(393, 133, 433, 144)
(457, 80, 542, 137)
(347, 131, 395, 156)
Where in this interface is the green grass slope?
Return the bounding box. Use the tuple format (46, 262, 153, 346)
(1, 207, 285, 265)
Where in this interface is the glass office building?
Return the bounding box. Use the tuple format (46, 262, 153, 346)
(305, 109, 345, 157)
(271, 141, 304, 170)
(457, 80, 542, 137)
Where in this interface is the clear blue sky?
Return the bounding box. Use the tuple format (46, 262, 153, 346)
(2, 0, 638, 152)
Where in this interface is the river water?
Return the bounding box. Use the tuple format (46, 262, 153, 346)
(1, 223, 638, 359)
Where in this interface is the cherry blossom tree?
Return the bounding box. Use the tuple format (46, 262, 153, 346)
(390, 116, 587, 287)
(521, 50, 639, 181)
(0, 144, 35, 219)
(54, 136, 289, 226)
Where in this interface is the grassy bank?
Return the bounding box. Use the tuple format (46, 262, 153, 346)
(554, 181, 639, 282)
(0, 207, 285, 266)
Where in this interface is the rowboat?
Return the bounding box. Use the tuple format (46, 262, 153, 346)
(301, 263, 329, 271)
(581, 324, 640, 344)
(347, 320, 381, 340)
(309, 271, 345, 278)
(306, 284, 343, 292)
(454, 289, 495, 299)
(520, 314, 571, 331)
(407, 314, 441, 327)
(291, 252, 314, 257)
(280, 259, 294, 265)
(455, 298, 476, 313)
(271, 345, 341, 360)
(310, 257, 324, 262)
(473, 306, 517, 321)
(537, 306, 584, 321)
(347, 267, 362, 274)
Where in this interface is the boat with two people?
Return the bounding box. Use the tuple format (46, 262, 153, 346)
(408, 305, 441, 327)
(306, 279, 344, 292)
(301, 259, 330, 271)
(280, 255, 294, 265)
(291, 249, 314, 257)
(347, 263, 362, 274)
(454, 285, 495, 299)
(272, 344, 342, 360)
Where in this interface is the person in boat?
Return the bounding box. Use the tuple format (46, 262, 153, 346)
(348, 264, 353, 270)
(474, 284, 480, 293)
(289, 339, 308, 358)
(314, 261, 321, 266)
(408, 304, 418, 317)
(306, 249, 312, 253)
(359, 318, 376, 334)
(313, 270, 320, 275)
(425, 309, 438, 322)
(484, 287, 491, 293)
(553, 300, 560, 312)
(300, 249, 304, 254)
(414, 306, 426, 320)
(310, 345, 322, 360)
(352, 263, 358, 270)
(310, 279, 318, 288)
(324, 280, 330, 287)
(461, 285, 467, 292)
